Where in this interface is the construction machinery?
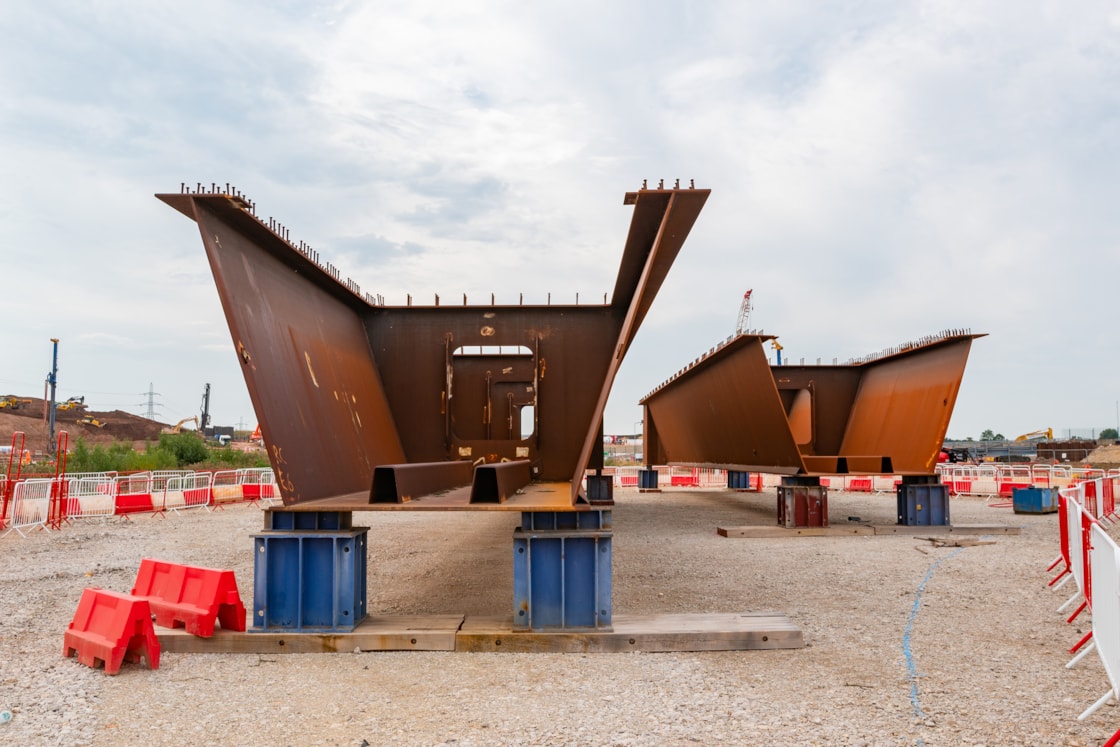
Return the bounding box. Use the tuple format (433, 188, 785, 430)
(78, 415, 107, 429)
(734, 290, 753, 334)
(161, 416, 199, 435)
(0, 396, 32, 410)
(1015, 428, 1053, 442)
(56, 396, 86, 411)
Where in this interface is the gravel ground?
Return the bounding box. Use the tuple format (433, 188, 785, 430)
(0, 488, 1115, 746)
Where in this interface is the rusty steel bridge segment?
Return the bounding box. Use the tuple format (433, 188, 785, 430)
(639, 330, 985, 528)
(158, 181, 709, 512)
(641, 331, 984, 477)
(152, 181, 810, 644)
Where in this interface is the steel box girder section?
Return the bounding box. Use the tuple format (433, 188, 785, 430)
(641, 331, 983, 476)
(641, 335, 804, 475)
(158, 185, 709, 508)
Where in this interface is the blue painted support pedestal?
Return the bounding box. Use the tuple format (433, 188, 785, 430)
(585, 472, 614, 504)
(638, 468, 660, 491)
(897, 475, 950, 526)
(777, 476, 827, 527)
(251, 510, 368, 632)
(727, 470, 753, 491)
(513, 511, 612, 630)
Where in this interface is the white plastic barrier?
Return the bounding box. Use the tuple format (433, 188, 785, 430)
(872, 476, 898, 494)
(238, 468, 279, 506)
(65, 476, 117, 518)
(210, 470, 245, 505)
(150, 470, 194, 493)
(1081, 523, 1120, 721)
(1059, 489, 1088, 615)
(159, 472, 213, 513)
(113, 472, 155, 515)
(4, 478, 57, 537)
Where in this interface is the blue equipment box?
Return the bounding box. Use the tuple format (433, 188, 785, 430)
(1013, 487, 1059, 514)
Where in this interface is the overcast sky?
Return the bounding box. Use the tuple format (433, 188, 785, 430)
(1, 1, 1118, 442)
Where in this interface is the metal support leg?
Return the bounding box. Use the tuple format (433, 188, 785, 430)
(251, 510, 368, 632)
(727, 470, 753, 491)
(897, 475, 950, 526)
(777, 476, 827, 527)
(638, 468, 660, 492)
(586, 471, 614, 504)
(513, 511, 612, 631)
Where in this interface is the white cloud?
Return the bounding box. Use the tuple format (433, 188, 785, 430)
(0, 0, 1117, 442)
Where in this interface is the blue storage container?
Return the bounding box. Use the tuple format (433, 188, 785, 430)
(1013, 486, 1059, 514)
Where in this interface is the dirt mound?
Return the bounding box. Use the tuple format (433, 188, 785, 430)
(1087, 443, 1120, 471)
(0, 395, 167, 456)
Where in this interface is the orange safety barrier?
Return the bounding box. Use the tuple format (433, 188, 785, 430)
(63, 588, 160, 674)
(130, 558, 246, 637)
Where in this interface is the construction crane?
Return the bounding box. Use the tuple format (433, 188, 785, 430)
(1015, 428, 1053, 442)
(735, 290, 753, 335)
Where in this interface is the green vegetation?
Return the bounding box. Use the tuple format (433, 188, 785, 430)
(27, 434, 270, 474)
(1101, 428, 1118, 440)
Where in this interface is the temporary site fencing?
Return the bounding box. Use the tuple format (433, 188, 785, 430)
(0, 467, 278, 537)
(1046, 476, 1120, 744)
(601, 463, 1120, 502)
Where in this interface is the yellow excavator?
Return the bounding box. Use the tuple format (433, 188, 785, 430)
(161, 416, 200, 435)
(57, 396, 86, 411)
(1015, 428, 1053, 442)
(79, 415, 107, 429)
(0, 396, 32, 410)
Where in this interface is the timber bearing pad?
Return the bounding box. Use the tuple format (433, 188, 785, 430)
(156, 612, 803, 654)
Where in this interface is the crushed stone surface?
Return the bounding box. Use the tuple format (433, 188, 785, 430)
(0, 489, 1115, 746)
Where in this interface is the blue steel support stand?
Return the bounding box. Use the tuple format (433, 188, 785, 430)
(251, 510, 368, 632)
(638, 468, 660, 491)
(513, 510, 612, 630)
(896, 475, 950, 526)
(727, 470, 753, 490)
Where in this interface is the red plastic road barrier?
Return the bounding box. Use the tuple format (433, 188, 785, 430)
(114, 493, 154, 514)
(130, 558, 246, 637)
(63, 588, 160, 674)
(997, 481, 1031, 498)
(848, 478, 872, 492)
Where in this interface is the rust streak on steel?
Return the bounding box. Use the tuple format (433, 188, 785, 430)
(641, 330, 985, 476)
(157, 183, 709, 509)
